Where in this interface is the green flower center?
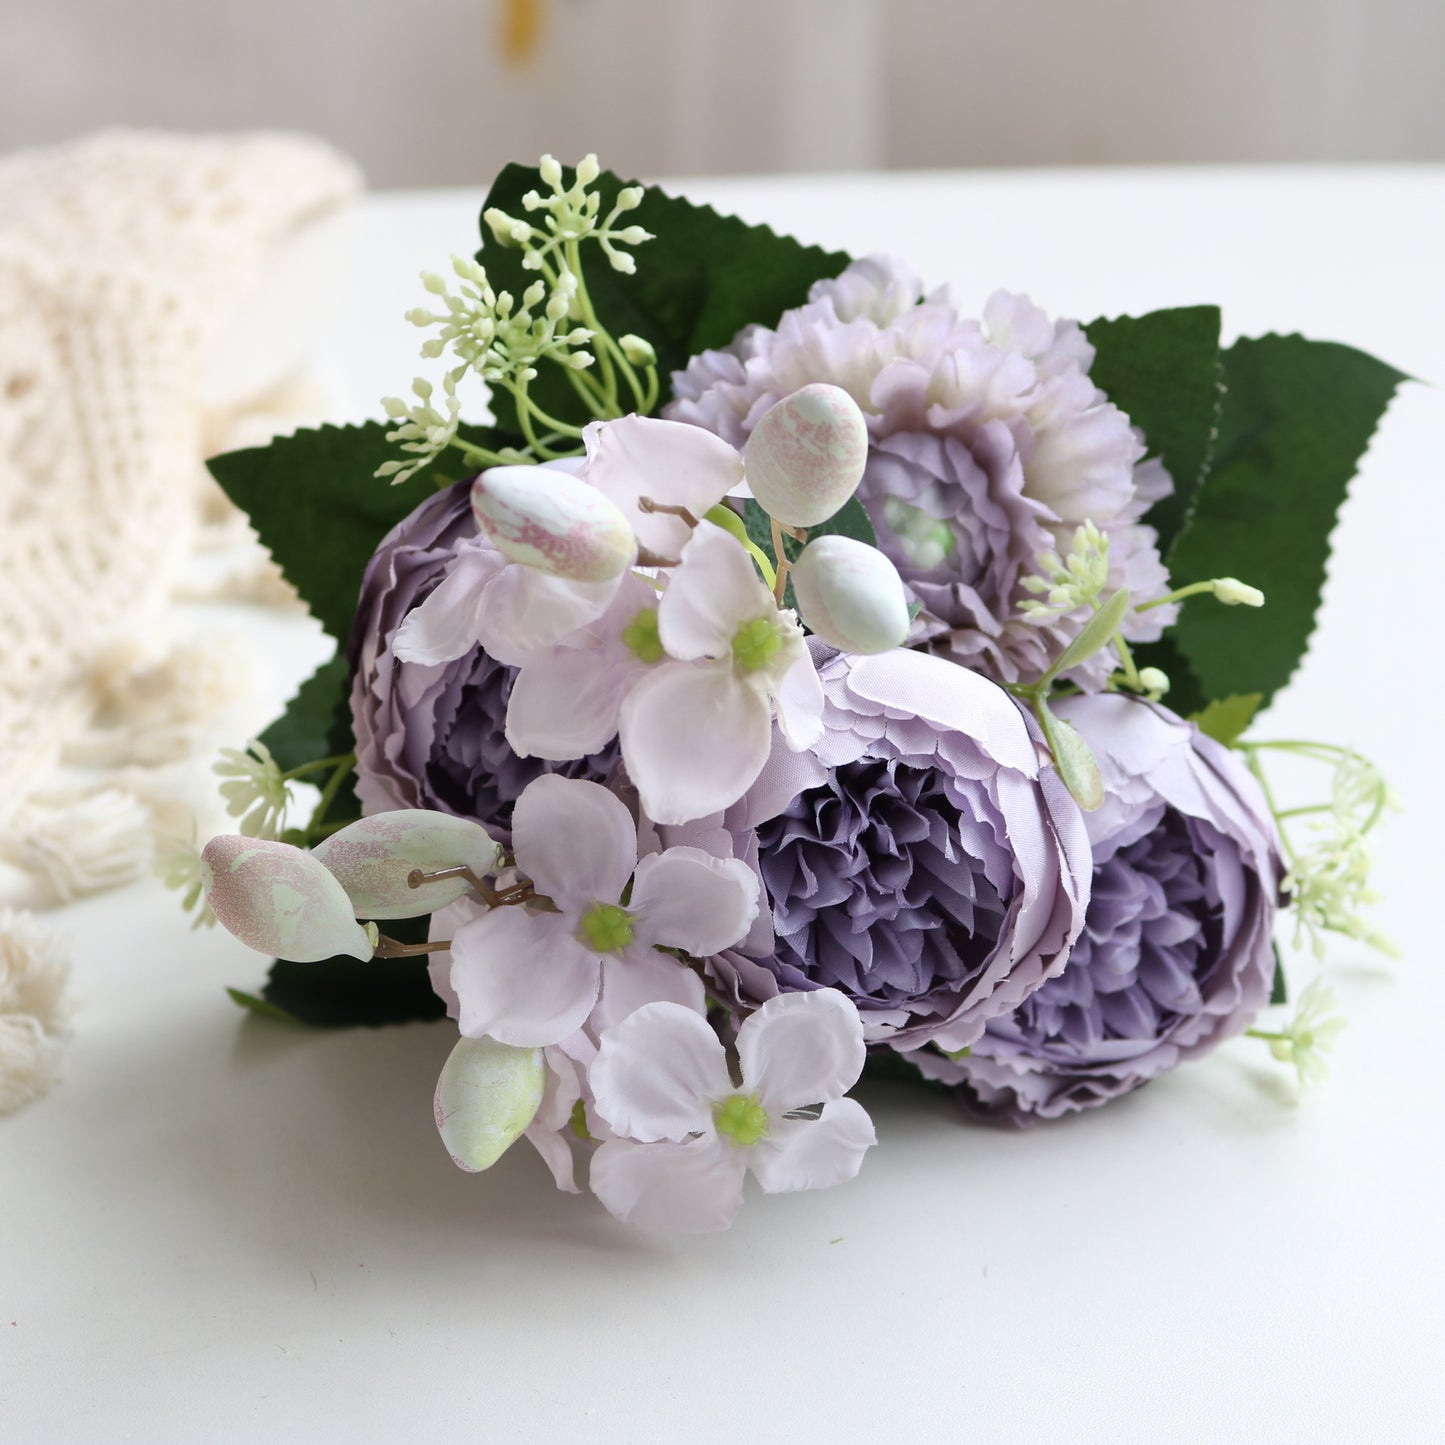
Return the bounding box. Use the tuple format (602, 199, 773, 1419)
(577, 901, 634, 953)
(883, 497, 956, 571)
(713, 1092, 769, 1148)
(731, 616, 785, 673)
(621, 606, 664, 664)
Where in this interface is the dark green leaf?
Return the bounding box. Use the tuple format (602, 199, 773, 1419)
(477, 163, 851, 429)
(207, 420, 522, 644)
(810, 496, 877, 549)
(1084, 306, 1224, 556)
(1129, 634, 1207, 718)
(254, 917, 446, 1028)
(1190, 692, 1263, 748)
(1269, 942, 1288, 1006)
(1158, 335, 1405, 709)
(257, 652, 353, 773)
(742, 496, 876, 611)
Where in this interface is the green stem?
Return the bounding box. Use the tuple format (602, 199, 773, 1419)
(306, 755, 356, 838)
(450, 437, 524, 470)
(1136, 580, 1219, 612)
(281, 754, 352, 782)
(1112, 633, 1142, 691)
(563, 239, 620, 409)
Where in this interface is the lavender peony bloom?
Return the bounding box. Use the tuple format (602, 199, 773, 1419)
(667, 256, 1176, 687)
(349, 481, 616, 838)
(930, 694, 1281, 1122)
(690, 644, 1092, 1055)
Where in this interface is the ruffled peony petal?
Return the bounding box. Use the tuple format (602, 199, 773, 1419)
(590, 1001, 730, 1142)
(737, 989, 866, 1112)
(583, 415, 745, 557)
(619, 660, 773, 826)
(450, 907, 599, 1047)
(749, 1097, 876, 1194)
(510, 774, 637, 908)
(627, 847, 760, 956)
(657, 521, 775, 660)
(956, 693, 1282, 1122)
(589, 1135, 745, 1233)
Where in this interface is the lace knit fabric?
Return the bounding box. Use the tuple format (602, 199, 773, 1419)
(0, 130, 360, 817)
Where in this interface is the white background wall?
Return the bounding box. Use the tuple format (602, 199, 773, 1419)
(1, 0, 1442, 183)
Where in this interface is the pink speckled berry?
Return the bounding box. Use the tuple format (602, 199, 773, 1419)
(471, 465, 637, 582)
(744, 383, 869, 528)
(312, 810, 502, 919)
(200, 834, 375, 963)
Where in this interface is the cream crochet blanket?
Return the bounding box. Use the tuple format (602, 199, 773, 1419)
(0, 130, 360, 1114)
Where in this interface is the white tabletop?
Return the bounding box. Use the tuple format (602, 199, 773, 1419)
(5, 167, 1444, 1444)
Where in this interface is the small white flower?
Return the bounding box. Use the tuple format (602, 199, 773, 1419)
(1265, 978, 1348, 1089)
(449, 775, 758, 1048)
(214, 740, 291, 840)
(1284, 749, 1396, 959)
(154, 834, 218, 930)
(589, 990, 877, 1232)
(619, 521, 824, 824)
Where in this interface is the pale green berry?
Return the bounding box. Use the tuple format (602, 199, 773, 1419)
(791, 535, 911, 655)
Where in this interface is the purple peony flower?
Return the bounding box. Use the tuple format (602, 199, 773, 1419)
(928, 693, 1282, 1122)
(349, 481, 617, 839)
(667, 256, 1176, 687)
(685, 644, 1092, 1055)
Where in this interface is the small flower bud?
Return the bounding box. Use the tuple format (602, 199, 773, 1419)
(791, 535, 911, 655)
(421, 271, 447, 296)
(575, 153, 600, 185)
(616, 185, 644, 209)
(201, 835, 375, 963)
(607, 252, 637, 275)
(618, 334, 656, 366)
(538, 154, 563, 188)
(435, 1036, 547, 1172)
(1138, 666, 1170, 696)
(471, 465, 637, 583)
(745, 383, 870, 529)
(1214, 577, 1265, 607)
(312, 811, 503, 919)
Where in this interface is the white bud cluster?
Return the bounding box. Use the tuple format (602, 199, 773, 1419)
(1264, 977, 1348, 1088)
(482, 153, 653, 278)
(377, 370, 464, 484)
(1283, 750, 1397, 960)
(213, 739, 291, 841)
(1019, 521, 1111, 619)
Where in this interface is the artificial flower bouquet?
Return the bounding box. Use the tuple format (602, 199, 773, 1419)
(182, 155, 1400, 1232)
